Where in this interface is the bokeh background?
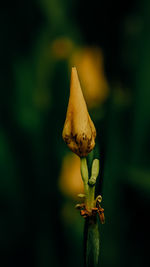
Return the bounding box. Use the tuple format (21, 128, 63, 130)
(0, 0, 150, 266)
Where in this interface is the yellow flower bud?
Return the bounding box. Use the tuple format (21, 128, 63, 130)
(62, 67, 96, 157)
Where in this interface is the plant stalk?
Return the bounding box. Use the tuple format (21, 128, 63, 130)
(88, 185, 95, 211)
(84, 216, 100, 267)
(81, 157, 101, 267)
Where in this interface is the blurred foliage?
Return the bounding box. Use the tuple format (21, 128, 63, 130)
(0, 0, 150, 267)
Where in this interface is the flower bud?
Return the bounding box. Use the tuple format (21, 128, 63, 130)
(62, 67, 96, 157)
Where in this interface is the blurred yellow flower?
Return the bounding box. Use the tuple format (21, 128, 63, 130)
(62, 67, 96, 157)
(69, 47, 109, 108)
(51, 37, 74, 59)
(58, 153, 84, 199)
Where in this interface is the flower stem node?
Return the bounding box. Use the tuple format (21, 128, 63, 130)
(62, 67, 96, 157)
(75, 200, 105, 224)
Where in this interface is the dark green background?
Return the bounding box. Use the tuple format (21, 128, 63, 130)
(0, 0, 150, 266)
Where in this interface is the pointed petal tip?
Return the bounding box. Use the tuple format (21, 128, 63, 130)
(71, 66, 77, 73)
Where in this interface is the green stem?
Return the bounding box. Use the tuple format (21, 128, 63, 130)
(84, 216, 100, 267)
(88, 185, 95, 210)
(80, 157, 101, 267)
(80, 158, 96, 211)
(80, 157, 89, 207)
